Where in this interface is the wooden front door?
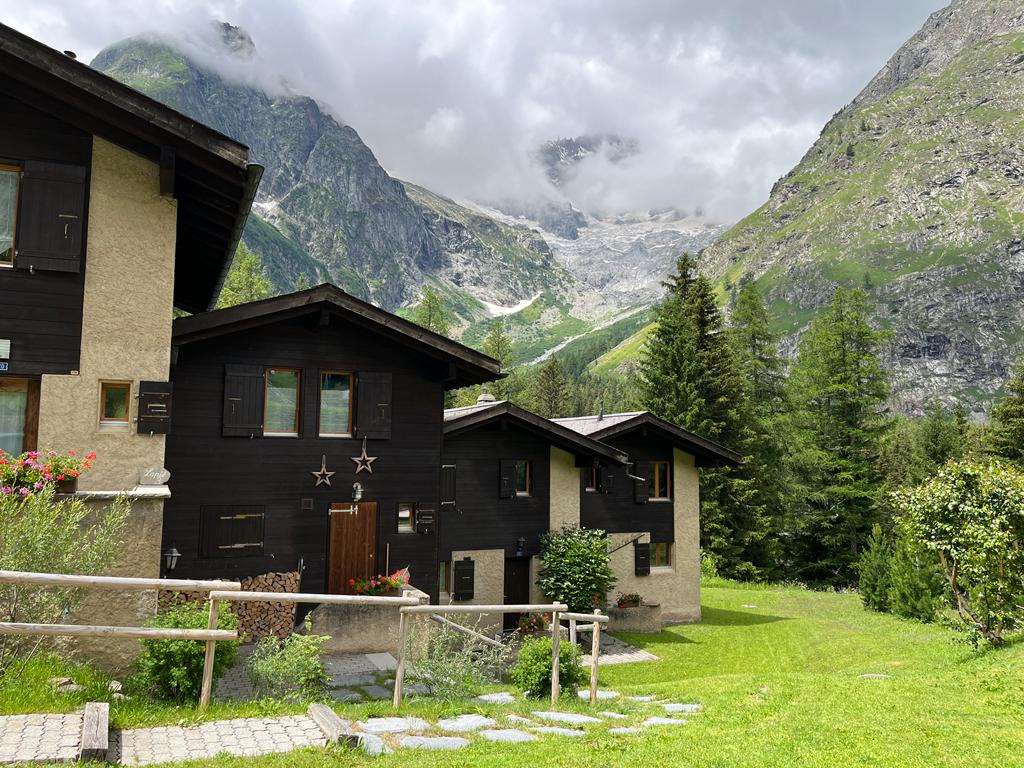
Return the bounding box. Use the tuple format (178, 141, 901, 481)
(503, 557, 531, 631)
(327, 501, 378, 593)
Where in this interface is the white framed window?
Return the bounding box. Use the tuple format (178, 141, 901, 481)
(99, 381, 131, 428)
(264, 367, 300, 436)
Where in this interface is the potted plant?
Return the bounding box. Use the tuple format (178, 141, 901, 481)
(348, 568, 410, 596)
(0, 449, 95, 496)
(516, 612, 549, 637)
(615, 592, 643, 609)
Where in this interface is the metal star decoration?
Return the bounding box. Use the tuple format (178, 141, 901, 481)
(351, 437, 378, 474)
(311, 454, 335, 487)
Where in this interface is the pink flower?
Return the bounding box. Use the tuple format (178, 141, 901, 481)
(17, 488, 28, 495)
(47, 450, 57, 457)
(33, 481, 43, 490)
(84, 452, 97, 460)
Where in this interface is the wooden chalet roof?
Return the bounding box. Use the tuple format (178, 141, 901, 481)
(172, 283, 504, 388)
(0, 23, 261, 313)
(444, 399, 628, 465)
(553, 411, 742, 468)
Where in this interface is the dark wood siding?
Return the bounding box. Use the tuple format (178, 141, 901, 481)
(440, 423, 552, 560)
(0, 90, 90, 375)
(580, 431, 676, 542)
(162, 314, 446, 600)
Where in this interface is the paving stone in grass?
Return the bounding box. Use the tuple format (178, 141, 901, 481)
(477, 692, 516, 703)
(598, 711, 629, 719)
(577, 689, 620, 700)
(437, 714, 496, 732)
(353, 733, 391, 756)
(360, 685, 393, 700)
(642, 716, 688, 727)
(532, 726, 585, 737)
(505, 715, 538, 725)
(628, 695, 656, 702)
(663, 703, 701, 713)
(531, 711, 602, 725)
(479, 729, 537, 743)
(360, 717, 429, 734)
(329, 688, 362, 702)
(399, 735, 470, 750)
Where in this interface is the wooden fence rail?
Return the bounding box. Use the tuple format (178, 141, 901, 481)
(0, 623, 236, 641)
(0, 570, 241, 592)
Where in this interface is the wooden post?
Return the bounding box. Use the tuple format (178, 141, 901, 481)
(198, 598, 220, 710)
(550, 610, 560, 705)
(569, 618, 577, 646)
(589, 608, 600, 705)
(392, 610, 408, 709)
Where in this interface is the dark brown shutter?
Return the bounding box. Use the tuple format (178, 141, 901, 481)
(15, 161, 87, 273)
(453, 557, 475, 600)
(356, 372, 392, 439)
(634, 461, 650, 503)
(602, 466, 615, 494)
(223, 364, 265, 437)
(137, 380, 172, 434)
(440, 464, 456, 507)
(200, 505, 265, 558)
(634, 542, 651, 576)
(498, 459, 515, 499)
(416, 506, 435, 534)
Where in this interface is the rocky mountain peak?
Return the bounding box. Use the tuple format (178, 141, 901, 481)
(215, 22, 256, 58)
(537, 134, 639, 187)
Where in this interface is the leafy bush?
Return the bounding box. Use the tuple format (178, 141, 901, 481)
(537, 526, 615, 612)
(858, 524, 892, 613)
(0, 483, 127, 670)
(133, 602, 238, 702)
(895, 460, 1024, 645)
(509, 635, 583, 698)
(408, 616, 512, 701)
(700, 549, 719, 580)
(246, 619, 329, 700)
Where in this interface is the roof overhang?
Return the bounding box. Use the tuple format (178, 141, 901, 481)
(559, 412, 742, 468)
(0, 23, 259, 313)
(173, 283, 504, 388)
(444, 402, 629, 465)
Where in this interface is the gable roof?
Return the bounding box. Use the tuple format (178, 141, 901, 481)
(553, 411, 742, 467)
(173, 283, 503, 388)
(0, 23, 261, 313)
(444, 400, 628, 465)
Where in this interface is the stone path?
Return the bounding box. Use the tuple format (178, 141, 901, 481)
(0, 690, 701, 764)
(0, 713, 82, 764)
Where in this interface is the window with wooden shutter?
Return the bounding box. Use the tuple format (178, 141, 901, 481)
(0, 164, 19, 266)
(633, 461, 650, 504)
(498, 459, 515, 499)
(356, 372, 392, 439)
(452, 557, 475, 600)
(440, 464, 456, 507)
(200, 505, 265, 558)
(634, 541, 651, 576)
(15, 161, 87, 273)
(222, 364, 265, 437)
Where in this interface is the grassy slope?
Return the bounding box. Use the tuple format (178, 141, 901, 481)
(9, 582, 1019, 767)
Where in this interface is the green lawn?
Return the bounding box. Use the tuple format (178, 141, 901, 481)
(5, 581, 1022, 766)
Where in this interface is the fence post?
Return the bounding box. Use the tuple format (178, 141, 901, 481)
(198, 598, 220, 710)
(550, 609, 560, 706)
(392, 610, 408, 709)
(569, 618, 577, 646)
(589, 608, 600, 705)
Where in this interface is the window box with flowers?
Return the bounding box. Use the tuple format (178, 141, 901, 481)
(609, 592, 662, 633)
(0, 449, 96, 496)
(347, 569, 410, 597)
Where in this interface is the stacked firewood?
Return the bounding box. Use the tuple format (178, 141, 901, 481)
(235, 571, 299, 642)
(157, 569, 299, 643)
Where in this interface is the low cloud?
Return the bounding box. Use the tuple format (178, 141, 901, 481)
(2, 0, 945, 221)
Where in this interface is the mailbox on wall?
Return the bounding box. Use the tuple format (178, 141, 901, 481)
(137, 380, 173, 434)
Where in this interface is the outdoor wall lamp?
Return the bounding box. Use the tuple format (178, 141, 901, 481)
(352, 482, 363, 502)
(516, 536, 526, 557)
(162, 547, 180, 573)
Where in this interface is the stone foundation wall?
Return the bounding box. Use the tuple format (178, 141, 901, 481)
(309, 585, 430, 655)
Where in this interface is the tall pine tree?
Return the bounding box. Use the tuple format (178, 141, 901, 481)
(638, 253, 757, 577)
(784, 287, 891, 586)
(531, 355, 569, 418)
(989, 357, 1024, 463)
(410, 285, 454, 338)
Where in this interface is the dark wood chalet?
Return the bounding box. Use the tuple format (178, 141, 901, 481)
(554, 411, 740, 577)
(441, 396, 626, 626)
(163, 284, 501, 601)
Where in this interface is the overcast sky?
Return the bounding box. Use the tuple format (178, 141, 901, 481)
(2, 1, 946, 221)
